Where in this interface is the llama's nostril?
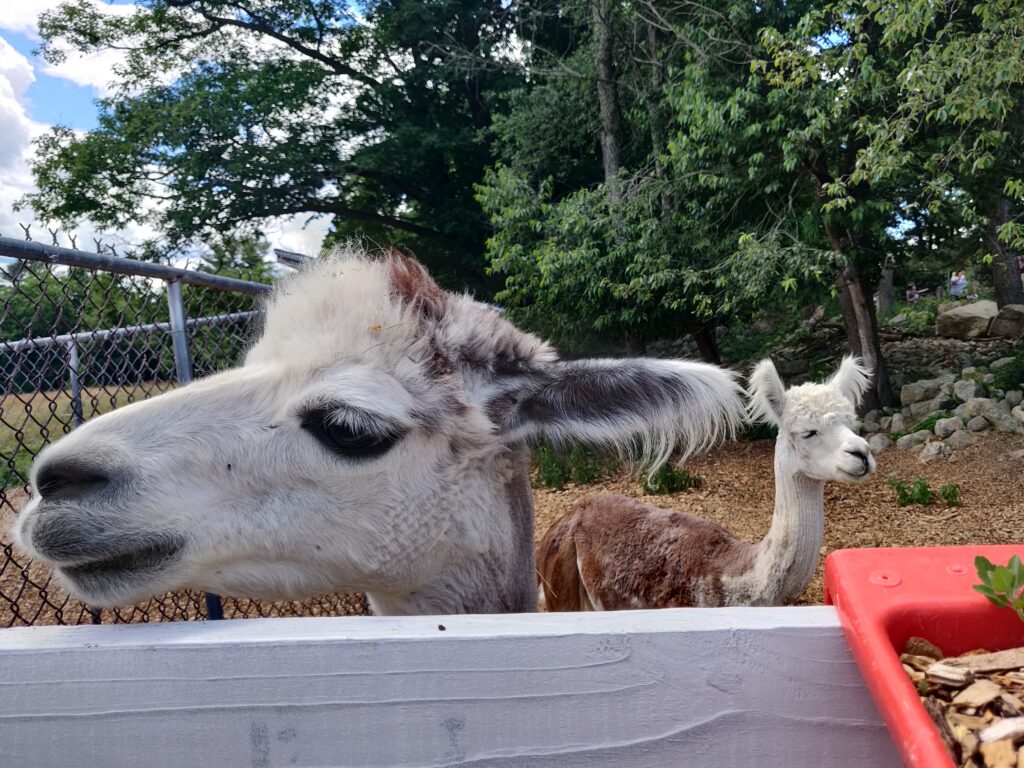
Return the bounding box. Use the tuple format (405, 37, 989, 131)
(35, 461, 110, 500)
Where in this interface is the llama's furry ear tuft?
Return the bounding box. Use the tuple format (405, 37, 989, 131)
(830, 356, 872, 408)
(747, 359, 786, 426)
(386, 247, 447, 322)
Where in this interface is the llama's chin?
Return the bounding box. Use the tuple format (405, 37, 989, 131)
(54, 537, 185, 607)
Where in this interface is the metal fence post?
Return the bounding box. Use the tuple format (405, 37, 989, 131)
(166, 280, 224, 621)
(65, 339, 84, 427)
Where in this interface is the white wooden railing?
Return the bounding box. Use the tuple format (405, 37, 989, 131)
(0, 606, 900, 767)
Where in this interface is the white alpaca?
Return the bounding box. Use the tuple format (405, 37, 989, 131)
(12, 247, 744, 616)
(537, 357, 876, 611)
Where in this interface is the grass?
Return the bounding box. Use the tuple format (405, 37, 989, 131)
(891, 410, 954, 440)
(0, 385, 169, 489)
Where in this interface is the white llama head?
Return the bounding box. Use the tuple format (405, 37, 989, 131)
(13, 247, 744, 614)
(747, 356, 875, 482)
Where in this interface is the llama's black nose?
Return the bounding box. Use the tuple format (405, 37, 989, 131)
(845, 448, 870, 470)
(35, 461, 110, 500)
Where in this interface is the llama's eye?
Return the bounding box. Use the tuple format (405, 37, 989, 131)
(300, 409, 400, 459)
(803, 430, 819, 439)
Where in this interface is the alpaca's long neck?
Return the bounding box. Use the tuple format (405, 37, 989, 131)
(750, 438, 825, 605)
(366, 445, 538, 616)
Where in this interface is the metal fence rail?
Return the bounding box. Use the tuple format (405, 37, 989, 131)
(0, 234, 368, 627)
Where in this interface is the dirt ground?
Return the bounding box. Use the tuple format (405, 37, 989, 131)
(532, 432, 1024, 605)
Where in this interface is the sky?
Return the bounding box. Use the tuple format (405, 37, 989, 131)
(0, 0, 330, 259)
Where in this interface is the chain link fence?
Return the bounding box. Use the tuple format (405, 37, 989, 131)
(0, 231, 368, 627)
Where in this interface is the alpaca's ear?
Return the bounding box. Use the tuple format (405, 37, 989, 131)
(830, 356, 872, 408)
(747, 359, 786, 426)
(489, 358, 743, 467)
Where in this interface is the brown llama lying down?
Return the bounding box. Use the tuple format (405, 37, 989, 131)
(537, 357, 877, 611)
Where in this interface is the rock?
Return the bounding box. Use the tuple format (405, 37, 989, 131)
(967, 415, 991, 432)
(982, 372, 996, 385)
(945, 430, 978, 450)
(954, 378, 984, 402)
(962, 366, 978, 377)
(935, 300, 998, 339)
(862, 420, 881, 433)
(888, 313, 907, 325)
(880, 415, 892, 430)
(918, 442, 947, 463)
(775, 358, 810, 377)
(901, 379, 942, 405)
(963, 397, 997, 419)
(1008, 448, 1024, 461)
(1014, 405, 1024, 425)
(896, 430, 931, 450)
(864, 409, 880, 424)
(909, 399, 937, 418)
(934, 416, 964, 439)
(989, 388, 1005, 401)
(989, 303, 1024, 338)
(868, 433, 892, 453)
(889, 413, 907, 434)
(992, 356, 1018, 370)
(1007, 390, 1023, 408)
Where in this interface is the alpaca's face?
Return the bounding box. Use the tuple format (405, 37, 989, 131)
(748, 356, 876, 484)
(12, 252, 744, 611)
(779, 386, 875, 482)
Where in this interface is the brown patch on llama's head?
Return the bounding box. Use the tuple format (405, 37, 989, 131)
(386, 247, 447, 323)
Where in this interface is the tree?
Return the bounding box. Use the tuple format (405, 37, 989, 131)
(22, 0, 525, 292)
(849, 0, 1024, 308)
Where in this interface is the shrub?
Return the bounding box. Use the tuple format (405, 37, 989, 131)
(889, 478, 961, 507)
(641, 464, 702, 495)
(993, 353, 1024, 392)
(532, 441, 620, 489)
(892, 410, 953, 440)
(890, 478, 934, 506)
(938, 482, 961, 507)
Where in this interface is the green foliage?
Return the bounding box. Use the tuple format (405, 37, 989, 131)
(889, 478, 962, 507)
(24, 0, 525, 292)
(738, 421, 779, 441)
(641, 465, 702, 495)
(890, 478, 934, 506)
(531, 441, 620, 490)
(938, 483, 961, 507)
(992, 354, 1024, 392)
(974, 555, 1024, 623)
(884, 298, 940, 336)
(892, 411, 953, 440)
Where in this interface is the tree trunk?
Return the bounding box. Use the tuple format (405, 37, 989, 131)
(693, 325, 721, 364)
(986, 197, 1024, 308)
(877, 260, 894, 318)
(641, 21, 672, 215)
(591, 0, 623, 205)
(835, 264, 896, 411)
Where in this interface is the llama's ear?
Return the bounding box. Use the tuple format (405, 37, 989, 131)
(490, 358, 743, 467)
(830, 355, 872, 408)
(747, 359, 786, 426)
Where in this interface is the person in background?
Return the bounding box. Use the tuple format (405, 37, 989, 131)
(949, 269, 968, 299)
(905, 282, 921, 304)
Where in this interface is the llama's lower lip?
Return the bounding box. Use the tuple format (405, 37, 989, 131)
(60, 537, 183, 580)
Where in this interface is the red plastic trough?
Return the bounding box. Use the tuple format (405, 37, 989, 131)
(824, 545, 1024, 768)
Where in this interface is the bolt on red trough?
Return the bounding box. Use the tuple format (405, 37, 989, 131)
(824, 545, 1024, 768)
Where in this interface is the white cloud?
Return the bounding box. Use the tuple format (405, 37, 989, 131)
(0, 1, 133, 96)
(0, 38, 45, 236)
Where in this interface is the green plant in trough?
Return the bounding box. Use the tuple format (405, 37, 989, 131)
(974, 555, 1024, 623)
(641, 464, 702, 495)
